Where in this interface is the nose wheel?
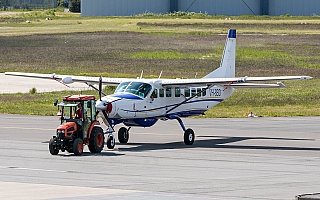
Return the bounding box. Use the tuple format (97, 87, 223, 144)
(107, 135, 115, 149)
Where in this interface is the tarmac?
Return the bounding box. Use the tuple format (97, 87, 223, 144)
(0, 114, 320, 200)
(0, 73, 88, 93)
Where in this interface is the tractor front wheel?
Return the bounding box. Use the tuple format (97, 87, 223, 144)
(73, 138, 83, 156)
(49, 138, 59, 155)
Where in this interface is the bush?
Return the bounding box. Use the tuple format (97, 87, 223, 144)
(29, 87, 37, 94)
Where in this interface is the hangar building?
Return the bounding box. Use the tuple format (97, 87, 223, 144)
(81, 0, 320, 16)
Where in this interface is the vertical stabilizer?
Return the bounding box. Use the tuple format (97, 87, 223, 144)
(203, 29, 236, 78)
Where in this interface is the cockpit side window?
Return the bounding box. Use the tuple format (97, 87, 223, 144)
(115, 82, 130, 93)
(151, 89, 158, 98)
(115, 81, 152, 98)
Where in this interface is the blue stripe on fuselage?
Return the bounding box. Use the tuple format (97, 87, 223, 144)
(119, 98, 223, 113)
(112, 93, 143, 100)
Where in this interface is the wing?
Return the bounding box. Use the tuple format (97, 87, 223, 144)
(161, 76, 312, 88)
(4, 72, 128, 86)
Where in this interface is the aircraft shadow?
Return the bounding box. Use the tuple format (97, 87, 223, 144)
(117, 135, 320, 152)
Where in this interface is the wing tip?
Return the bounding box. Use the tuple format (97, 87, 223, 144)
(301, 76, 312, 80)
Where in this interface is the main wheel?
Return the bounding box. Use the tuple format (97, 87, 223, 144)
(118, 127, 129, 143)
(73, 138, 83, 156)
(49, 138, 59, 155)
(88, 127, 105, 153)
(184, 128, 195, 145)
(107, 135, 115, 149)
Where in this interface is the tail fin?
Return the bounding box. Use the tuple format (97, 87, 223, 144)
(203, 29, 236, 78)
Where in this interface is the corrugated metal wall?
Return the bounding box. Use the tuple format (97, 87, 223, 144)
(269, 0, 320, 16)
(81, 0, 170, 16)
(81, 0, 319, 16)
(178, 0, 260, 15)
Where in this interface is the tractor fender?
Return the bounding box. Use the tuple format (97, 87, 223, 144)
(88, 121, 101, 139)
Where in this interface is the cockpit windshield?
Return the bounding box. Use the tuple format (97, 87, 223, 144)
(115, 81, 152, 98)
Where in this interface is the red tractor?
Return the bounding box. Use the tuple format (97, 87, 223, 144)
(49, 95, 107, 155)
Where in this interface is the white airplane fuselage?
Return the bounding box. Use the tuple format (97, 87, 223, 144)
(96, 79, 234, 127)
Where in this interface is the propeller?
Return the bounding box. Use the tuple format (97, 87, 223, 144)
(99, 76, 102, 101)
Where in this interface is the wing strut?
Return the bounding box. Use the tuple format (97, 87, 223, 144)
(84, 82, 107, 96)
(165, 84, 215, 115)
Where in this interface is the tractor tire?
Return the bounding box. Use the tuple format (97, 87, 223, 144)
(88, 127, 105, 153)
(73, 138, 83, 156)
(49, 138, 59, 155)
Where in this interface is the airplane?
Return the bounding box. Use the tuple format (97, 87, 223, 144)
(5, 29, 312, 148)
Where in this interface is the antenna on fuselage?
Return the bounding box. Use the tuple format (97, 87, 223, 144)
(158, 71, 162, 79)
(139, 70, 143, 79)
(195, 72, 198, 78)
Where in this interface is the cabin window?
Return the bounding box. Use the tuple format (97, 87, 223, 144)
(159, 89, 164, 97)
(197, 88, 202, 97)
(202, 88, 207, 96)
(166, 88, 172, 97)
(191, 88, 196, 96)
(151, 89, 158, 98)
(175, 87, 181, 97)
(184, 88, 190, 97)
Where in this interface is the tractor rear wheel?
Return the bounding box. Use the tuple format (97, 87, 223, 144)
(49, 138, 59, 155)
(73, 138, 83, 156)
(89, 127, 105, 153)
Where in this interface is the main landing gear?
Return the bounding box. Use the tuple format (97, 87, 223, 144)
(173, 116, 195, 145)
(118, 127, 131, 144)
(102, 111, 194, 146)
(114, 117, 194, 145)
(184, 128, 195, 145)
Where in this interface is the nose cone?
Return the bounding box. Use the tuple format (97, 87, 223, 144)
(96, 100, 107, 110)
(95, 96, 119, 116)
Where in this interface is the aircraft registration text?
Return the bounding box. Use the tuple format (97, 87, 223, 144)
(209, 88, 221, 97)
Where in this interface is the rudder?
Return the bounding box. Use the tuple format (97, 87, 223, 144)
(203, 29, 236, 78)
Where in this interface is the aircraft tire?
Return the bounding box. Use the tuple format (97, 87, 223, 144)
(107, 135, 115, 149)
(73, 138, 83, 156)
(184, 128, 195, 145)
(49, 138, 59, 155)
(118, 127, 129, 143)
(89, 127, 105, 153)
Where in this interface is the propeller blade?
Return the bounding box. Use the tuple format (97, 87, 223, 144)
(99, 76, 102, 101)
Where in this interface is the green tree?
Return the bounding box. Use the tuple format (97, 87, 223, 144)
(0, 0, 10, 10)
(69, 0, 80, 13)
